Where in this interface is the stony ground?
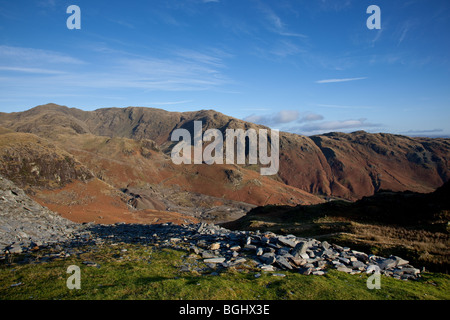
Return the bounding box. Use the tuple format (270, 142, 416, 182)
(0, 174, 422, 281)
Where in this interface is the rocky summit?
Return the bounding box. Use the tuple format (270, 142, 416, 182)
(0, 175, 421, 281)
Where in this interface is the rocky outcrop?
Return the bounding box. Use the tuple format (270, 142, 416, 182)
(0, 132, 93, 190)
(0, 175, 90, 253)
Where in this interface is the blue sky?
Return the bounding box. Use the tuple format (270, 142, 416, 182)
(0, 0, 449, 137)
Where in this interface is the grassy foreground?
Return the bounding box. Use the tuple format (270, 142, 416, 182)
(0, 243, 448, 300)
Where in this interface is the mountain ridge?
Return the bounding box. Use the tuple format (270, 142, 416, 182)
(1, 103, 449, 203)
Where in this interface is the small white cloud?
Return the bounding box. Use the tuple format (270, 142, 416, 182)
(298, 112, 324, 123)
(273, 110, 299, 124)
(243, 110, 300, 126)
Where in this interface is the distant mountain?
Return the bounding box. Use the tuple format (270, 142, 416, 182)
(3, 104, 449, 193)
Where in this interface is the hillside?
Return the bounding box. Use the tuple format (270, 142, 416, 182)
(0, 105, 324, 224)
(222, 182, 450, 273)
(1, 103, 449, 204)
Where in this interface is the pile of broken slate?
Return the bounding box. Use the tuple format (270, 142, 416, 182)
(165, 222, 421, 280)
(4, 221, 422, 281)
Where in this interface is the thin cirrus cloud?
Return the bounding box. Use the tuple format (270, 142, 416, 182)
(258, 2, 307, 38)
(0, 66, 65, 74)
(0, 44, 232, 94)
(315, 77, 367, 84)
(0, 45, 85, 65)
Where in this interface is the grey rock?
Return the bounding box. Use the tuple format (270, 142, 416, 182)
(275, 255, 293, 270)
(243, 244, 257, 251)
(378, 258, 398, 270)
(189, 245, 200, 255)
(201, 251, 216, 259)
(337, 266, 353, 273)
(7, 245, 23, 254)
(338, 257, 350, 265)
(259, 252, 276, 265)
(312, 270, 325, 276)
(392, 256, 409, 267)
(277, 236, 297, 248)
(351, 260, 366, 270)
(299, 267, 312, 275)
(204, 257, 226, 264)
(292, 241, 308, 257)
(232, 258, 247, 265)
(260, 264, 275, 271)
(290, 257, 307, 267)
(400, 267, 420, 275)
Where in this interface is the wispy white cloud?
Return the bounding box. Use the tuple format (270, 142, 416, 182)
(0, 44, 232, 94)
(258, 2, 307, 38)
(0, 45, 85, 65)
(270, 39, 304, 58)
(315, 77, 367, 84)
(0, 66, 65, 74)
(396, 20, 417, 45)
(174, 48, 229, 67)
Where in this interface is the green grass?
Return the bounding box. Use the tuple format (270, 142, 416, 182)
(0, 243, 448, 300)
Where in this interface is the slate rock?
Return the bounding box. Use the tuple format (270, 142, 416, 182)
(378, 258, 398, 270)
(275, 255, 293, 270)
(259, 252, 276, 265)
(292, 241, 308, 257)
(321, 241, 330, 250)
(299, 267, 312, 275)
(351, 260, 366, 270)
(204, 257, 226, 264)
(260, 264, 275, 272)
(277, 236, 297, 248)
